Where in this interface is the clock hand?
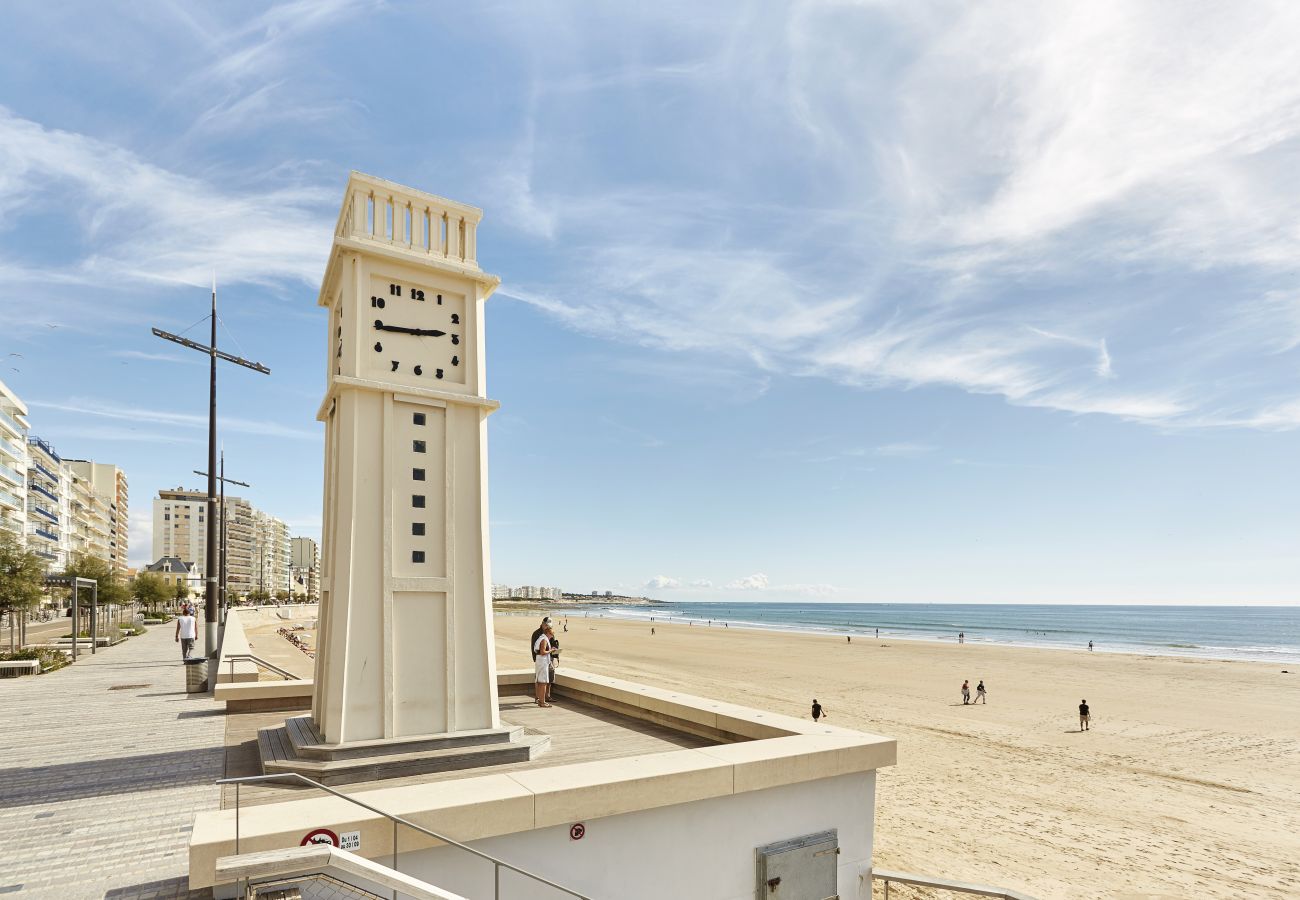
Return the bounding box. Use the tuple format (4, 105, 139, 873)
(372, 320, 446, 337)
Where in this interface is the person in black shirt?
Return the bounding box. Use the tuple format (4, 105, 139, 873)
(1079, 699, 1091, 731)
(811, 699, 826, 722)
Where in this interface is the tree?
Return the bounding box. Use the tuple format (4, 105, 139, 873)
(61, 553, 130, 628)
(0, 530, 44, 649)
(247, 587, 270, 604)
(173, 579, 191, 604)
(132, 573, 171, 615)
(274, 589, 290, 604)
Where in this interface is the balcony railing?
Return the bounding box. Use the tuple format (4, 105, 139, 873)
(27, 436, 61, 463)
(0, 517, 21, 534)
(31, 461, 59, 483)
(0, 407, 23, 438)
(32, 504, 59, 524)
(0, 462, 23, 486)
(0, 435, 24, 461)
(29, 482, 58, 503)
(32, 526, 59, 542)
(0, 487, 21, 510)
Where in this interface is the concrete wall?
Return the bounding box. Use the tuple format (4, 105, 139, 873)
(392, 772, 874, 900)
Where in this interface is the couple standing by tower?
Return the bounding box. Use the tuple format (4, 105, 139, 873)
(531, 616, 560, 707)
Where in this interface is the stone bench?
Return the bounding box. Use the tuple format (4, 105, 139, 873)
(0, 660, 41, 677)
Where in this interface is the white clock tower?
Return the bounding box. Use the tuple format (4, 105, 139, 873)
(312, 172, 503, 746)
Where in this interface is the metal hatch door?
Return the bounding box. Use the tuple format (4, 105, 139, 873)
(755, 829, 839, 900)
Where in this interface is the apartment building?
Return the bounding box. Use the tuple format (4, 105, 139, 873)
(152, 488, 291, 599)
(153, 488, 209, 582)
(255, 510, 291, 596)
(25, 435, 67, 569)
(291, 536, 320, 601)
(68, 460, 129, 575)
(0, 381, 28, 546)
(493, 584, 564, 601)
(0, 379, 127, 575)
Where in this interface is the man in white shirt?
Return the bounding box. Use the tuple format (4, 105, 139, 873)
(175, 610, 198, 660)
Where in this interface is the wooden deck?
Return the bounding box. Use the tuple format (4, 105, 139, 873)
(221, 689, 718, 809)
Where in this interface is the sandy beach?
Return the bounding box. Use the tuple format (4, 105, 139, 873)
(495, 613, 1300, 899)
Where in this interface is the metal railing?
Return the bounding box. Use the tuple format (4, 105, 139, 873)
(218, 773, 591, 900)
(873, 869, 1039, 900)
(31, 460, 59, 483)
(225, 653, 298, 682)
(29, 481, 58, 502)
(27, 435, 61, 463)
(0, 407, 23, 438)
(0, 462, 23, 487)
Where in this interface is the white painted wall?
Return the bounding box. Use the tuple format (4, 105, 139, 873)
(393, 772, 875, 900)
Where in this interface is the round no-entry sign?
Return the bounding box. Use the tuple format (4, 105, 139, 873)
(301, 828, 340, 847)
(569, 823, 585, 841)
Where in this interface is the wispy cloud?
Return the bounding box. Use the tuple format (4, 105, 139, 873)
(0, 107, 333, 332)
(29, 398, 319, 441)
(873, 442, 935, 458)
(478, 1, 1300, 432)
(645, 575, 681, 590)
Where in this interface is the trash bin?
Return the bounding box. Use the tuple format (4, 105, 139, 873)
(184, 657, 208, 693)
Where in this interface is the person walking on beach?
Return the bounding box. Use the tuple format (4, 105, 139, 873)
(811, 699, 826, 722)
(961, 680, 971, 704)
(1079, 699, 1091, 731)
(533, 627, 554, 708)
(175, 608, 197, 660)
(975, 680, 987, 704)
(1088, 640, 1094, 651)
(651, 627, 656, 635)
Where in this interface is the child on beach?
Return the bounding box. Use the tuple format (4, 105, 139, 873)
(961, 680, 971, 704)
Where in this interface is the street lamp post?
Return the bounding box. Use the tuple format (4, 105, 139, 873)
(194, 454, 248, 625)
(153, 280, 269, 658)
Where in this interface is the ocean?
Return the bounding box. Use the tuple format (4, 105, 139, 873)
(593, 602, 1300, 663)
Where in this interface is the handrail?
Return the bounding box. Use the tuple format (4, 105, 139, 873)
(217, 772, 592, 899)
(873, 868, 1039, 900)
(245, 870, 385, 900)
(225, 653, 298, 681)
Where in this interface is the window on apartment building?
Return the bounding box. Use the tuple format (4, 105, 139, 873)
(164, 514, 170, 520)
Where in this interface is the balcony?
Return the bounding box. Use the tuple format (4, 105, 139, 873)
(0, 435, 24, 462)
(0, 407, 23, 438)
(32, 526, 59, 542)
(0, 517, 20, 534)
(0, 462, 23, 487)
(27, 436, 61, 463)
(32, 504, 59, 524)
(30, 482, 58, 503)
(31, 461, 60, 484)
(0, 487, 21, 510)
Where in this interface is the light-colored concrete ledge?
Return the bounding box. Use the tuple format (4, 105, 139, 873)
(217, 845, 469, 900)
(191, 667, 895, 889)
(214, 679, 314, 712)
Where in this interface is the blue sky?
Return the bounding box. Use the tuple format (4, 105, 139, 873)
(1, 1, 1297, 604)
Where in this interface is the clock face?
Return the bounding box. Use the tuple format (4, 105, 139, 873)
(362, 275, 467, 386)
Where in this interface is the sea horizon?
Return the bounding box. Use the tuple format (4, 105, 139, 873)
(585, 601, 1300, 664)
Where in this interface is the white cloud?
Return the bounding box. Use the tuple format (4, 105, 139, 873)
(0, 107, 333, 333)
(724, 572, 769, 591)
(690, 579, 714, 589)
(873, 442, 935, 458)
(29, 399, 319, 441)
(485, 2, 1300, 432)
(645, 575, 681, 590)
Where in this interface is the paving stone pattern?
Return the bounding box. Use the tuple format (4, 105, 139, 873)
(0, 624, 223, 899)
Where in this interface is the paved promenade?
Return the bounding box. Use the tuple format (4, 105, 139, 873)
(0, 623, 223, 899)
